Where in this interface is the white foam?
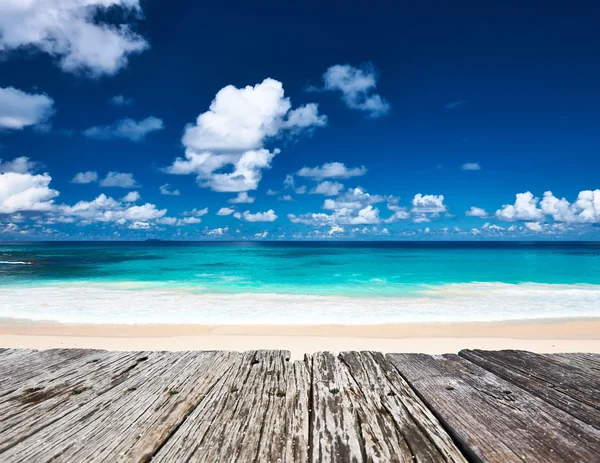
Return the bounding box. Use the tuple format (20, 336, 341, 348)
(0, 261, 32, 265)
(0, 281, 599, 325)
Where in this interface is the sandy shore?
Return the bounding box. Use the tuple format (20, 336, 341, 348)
(1, 317, 600, 360)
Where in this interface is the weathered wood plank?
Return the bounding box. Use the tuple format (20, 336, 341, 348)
(545, 352, 600, 377)
(460, 349, 600, 429)
(153, 350, 308, 463)
(0, 349, 97, 391)
(311, 351, 466, 462)
(339, 351, 466, 462)
(0, 350, 239, 462)
(0, 350, 154, 454)
(388, 353, 600, 462)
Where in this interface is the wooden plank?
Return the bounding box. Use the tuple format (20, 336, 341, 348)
(153, 350, 310, 463)
(1, 350, 239, 462)
(338, 351, 466, 462)
(310, 351, 465, 462)
(388, 353, 600, 462)
(0, 349, 99, 392)
(460, 349, 600, 429)
(0, 350, 154, 454)
(545, 352, 600, 377)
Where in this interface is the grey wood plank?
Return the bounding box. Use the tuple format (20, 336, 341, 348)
(0, 350, 153, 454)
(388, 353, 600, 463)
(337, 351, 467, 463)
(0, 349, 101, 393)
(545, 352, 600, 377)
(460, 349, 600, 429)
(1, 350, 239, 462)
(153, 350, 309, 463)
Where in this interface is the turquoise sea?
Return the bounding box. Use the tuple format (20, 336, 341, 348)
(1, 241, 599, 324)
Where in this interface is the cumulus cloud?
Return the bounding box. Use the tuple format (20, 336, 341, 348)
(289, 187, 384, 226)
(540, 190, 600, 223)
(165, 78, 326, 193)
(121, 191, 140, 203)
(328, 225, 344, 235)
(216, 207, 235, 216)
(254, 230, 269, 239)
(0, 0, 148, 77)
(310, 181, 344, 196)
(411, 194, 447, 214)
(0, 87, 54, 130)
(297, 162, 367, 180)
(0, 156, 38, 174)
(461, 163, 481, 171)
(227, 192, 255, 204)
(238, 209, 278, 222)
(495, 192, 545, 222)
(58, 194, 165, 224)
(83, 116, 164, 142)
(317, 63, 390, 118)
(109, 95, 133, 106)
(207, 226, 228, 236)
(465, 206, 488, 217)
(71, 171, 98, 184)
(525, 222, 543, 232)
(160, 184, 180, 196)
(0, 165, 59, 214)
(100, 172, 138, 188)
(182, 208, 208, 217)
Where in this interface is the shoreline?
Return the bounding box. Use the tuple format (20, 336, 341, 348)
(2, 317, 599, 360)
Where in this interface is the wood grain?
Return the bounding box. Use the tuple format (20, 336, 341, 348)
(388, 353, 600, 462)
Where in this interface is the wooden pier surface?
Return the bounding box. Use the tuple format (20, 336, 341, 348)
(0, 349, 598, 462)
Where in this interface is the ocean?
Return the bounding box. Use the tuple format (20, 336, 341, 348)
(1, 241, 599, 325)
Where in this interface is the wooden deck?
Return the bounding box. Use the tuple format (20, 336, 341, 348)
(0, 349, 598, 462)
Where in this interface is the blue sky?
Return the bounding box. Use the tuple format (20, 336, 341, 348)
(0, 0, 599, 240)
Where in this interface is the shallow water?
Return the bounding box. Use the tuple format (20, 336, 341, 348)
(1, 241, 599, 324)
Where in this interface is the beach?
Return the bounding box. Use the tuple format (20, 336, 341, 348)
(2, 317, 599, 359)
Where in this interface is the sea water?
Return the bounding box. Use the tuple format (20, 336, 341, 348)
(0, 241, 599, 325)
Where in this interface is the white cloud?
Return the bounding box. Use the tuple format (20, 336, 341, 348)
(71, 171, 98, 184)
(328, 225, 344, 235)
(216, 207, 235, 216)
(465, 206, 488, 217)
(109, 95, 133, 106)
(323, 187, 385, 211)
(157, 216, 201, 226)
(100, 172, 138, 188)
(540, 190, 600, 223)
(83, 116, 164, 142)
(310, 181, 344, 196)
(461, 163, 481, 171)
(319, 63, 390, 118)
(240, 209, 277, 222)
(412, 194, 447, 214)
(266, 189, 278, 196)
(182, 208, 208, 217)
(129, 221, 151, 230)
(227, 192, 255, 204)
(0, 168, 59, 214)
(121, 191, 140, 202)
(254, 230, 269, 239)
(384, 210, 411, 223)
(289, 187, 384, 226)
(160, 183, 180, 196)
(525, 222, 543, 232)
(207, 226, 228, 236)
(279, 195, 294, 201)
(165, 78, 325, 193)
(0, 0, 148, 77)
(0, 87, 54, 130)
(0, 156, 38, 174)
(297, 162, 367, 180)
(495, 192, 545, 222)
(58, 194, 165, 224)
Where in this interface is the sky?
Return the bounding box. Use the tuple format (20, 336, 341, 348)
(0, 0, 599, 241)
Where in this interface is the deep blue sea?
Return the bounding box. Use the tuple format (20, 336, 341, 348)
(1, 241, 599, 324)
